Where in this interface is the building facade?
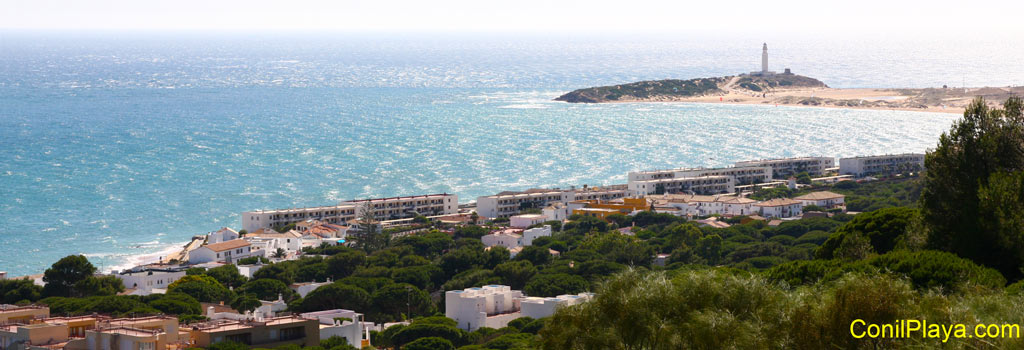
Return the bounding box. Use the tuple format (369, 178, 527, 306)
(734, 157, 835, 179)
(628, 175, 735, 196)
(445, 285, 524, 331)
(475, 186, 629, 219)
(241, 194, 458, 232)
(839, 153, 925, 177)
(188, 240, 256, 264)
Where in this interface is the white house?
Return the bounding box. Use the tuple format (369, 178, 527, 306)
(520, 293, 593, 320)
(300, 309, 369, 348)
(243, 230, 302, 257)
(188, 239, 255, 264)
(207, 227, 239, 244)
(445, 285, 525, 331)
(510, 214, 547, 228)
(542, 203, 569, 222)
(794, 191, 846, 209)
(720, 197, 758, 216)
(754, 198, 803, 218)
(481, 230, 522, 250)
(236, 263, 265, 279)
(521, 226, 552, 246)
(291, 280, 332, 298)
(116, 268, 187, 296)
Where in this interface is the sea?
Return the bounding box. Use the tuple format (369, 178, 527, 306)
(2, 31, 1023, 276)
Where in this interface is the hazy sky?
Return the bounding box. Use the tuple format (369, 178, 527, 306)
(1, 0, 1021, 36)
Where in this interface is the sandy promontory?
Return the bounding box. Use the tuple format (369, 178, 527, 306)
(555, 75, 1023, 114)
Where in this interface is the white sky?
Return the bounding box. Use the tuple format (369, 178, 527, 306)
(1, 0, 1021, 35)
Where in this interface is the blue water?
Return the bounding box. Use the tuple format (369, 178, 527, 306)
(3, 32, 1019, 276)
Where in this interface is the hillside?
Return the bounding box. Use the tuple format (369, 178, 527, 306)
(555, 73, 827, 103)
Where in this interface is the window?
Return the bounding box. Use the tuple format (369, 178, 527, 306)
(139, 342, 156, 350)
(279, 326, 305, 341)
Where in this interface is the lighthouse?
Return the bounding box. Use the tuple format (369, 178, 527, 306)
(761, 43, 769, 73)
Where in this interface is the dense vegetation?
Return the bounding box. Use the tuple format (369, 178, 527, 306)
(554, 78, 725, 103)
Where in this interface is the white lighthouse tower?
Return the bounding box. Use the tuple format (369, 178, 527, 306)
(751, 43, 775, 76)
(761, 43, 769, 73)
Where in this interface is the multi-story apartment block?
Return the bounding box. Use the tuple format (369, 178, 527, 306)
(839, 153, 925, 177)
(734, 156, 835, 179)
(627, 175, 735, 196)
(475, 186, 629, 219)
(628, 166, 771, 186)
(241, 193, 458, 232)
(187, 316, 319, 348)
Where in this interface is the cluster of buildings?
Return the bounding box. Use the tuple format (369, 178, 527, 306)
(0, 303, 375, 350)
(0, 305, 181, 350)
(444, 285, 592, 331)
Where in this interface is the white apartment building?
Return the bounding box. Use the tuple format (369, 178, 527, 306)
(754, 198, 803, 218)
(241, 193, 458, 232)
(520, 293, 594, 320)
(735, 156, 835, 178)
(839, 153, 925, 177)
(475, 186, 629, 219)
(445, 285, 525, 331)
(794, 191, 846, 209)
(188, 239, 257, 264)
(628, 166, 771, 186)
(300, 309, 369, 348)
(116, 268, 188, 295)
(628, 175, 735, 196)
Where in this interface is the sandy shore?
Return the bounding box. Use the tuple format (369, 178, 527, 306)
(601, 86, 1023, 114)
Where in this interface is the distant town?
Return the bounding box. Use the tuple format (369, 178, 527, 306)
(0, 152, 925, 349)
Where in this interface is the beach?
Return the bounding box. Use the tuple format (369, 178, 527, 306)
(600, 86, 1024, 114)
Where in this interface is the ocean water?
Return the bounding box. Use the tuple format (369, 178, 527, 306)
(2, 32, 1019, 276)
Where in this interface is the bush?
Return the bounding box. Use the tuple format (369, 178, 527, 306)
(524, 273, 588, 297)
(817, 207, 919, 259)
(403, 337, 455, 350)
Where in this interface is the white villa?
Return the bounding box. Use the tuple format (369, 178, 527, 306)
(754, 198, 803, 218)
(445, 285, 525, 331)
(794, 191, 846, 209)
(520, 293, 594, 320)
(188, 239, 257, 264)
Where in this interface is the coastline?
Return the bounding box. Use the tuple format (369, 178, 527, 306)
(557, 85, 1024, 115)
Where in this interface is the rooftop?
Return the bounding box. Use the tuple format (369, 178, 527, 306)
(754, 198, 802, 207)
(201, 239, 251, 252)
(735, 156, 834, 164)
(794, 191, 845, 200)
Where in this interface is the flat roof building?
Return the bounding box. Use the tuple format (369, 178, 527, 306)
(475, 186, 629, 219)
(0, 305, 49, 324)
(187, 316, 319, 348)
(242, 193, 458, 232)
(445, 285, 524, 331)
(628, 175, 735, 196)
(839, 153, 925, 177)
(734, 156, 835, 179)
